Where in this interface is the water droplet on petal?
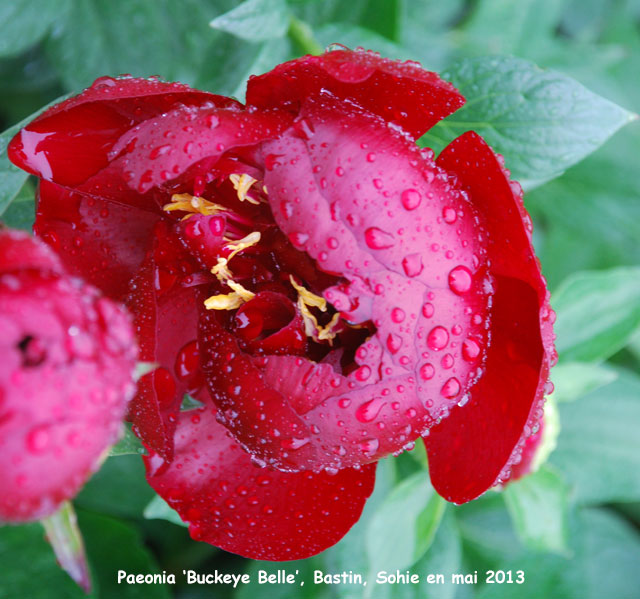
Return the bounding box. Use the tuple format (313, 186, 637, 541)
(462, 338, 481, 362)
(402, 253, 423, 277)
(401, 189, 421, 210)
(448, 266, 473, 294)
(365, 227, 395, 249)
(355, 398, 385, 423)
(441, 377, 461, 399)
(427, 326, 449, 351)
(419, 363, 435, 380)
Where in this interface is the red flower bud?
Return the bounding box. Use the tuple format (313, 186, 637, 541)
(8, 49, 554, 556)
(0, 229, 137, 521)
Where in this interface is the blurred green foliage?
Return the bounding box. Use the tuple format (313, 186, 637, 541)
(1, 1, 640, 598)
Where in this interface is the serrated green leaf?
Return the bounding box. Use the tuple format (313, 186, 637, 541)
(143, 495, 187, 527)
(552, 267, 640, 363)
(503, 466, 570, 555)
(550, 362, 618, 402)
(210, 0, 290, 41)
(366, 471, 444, 579)
(424, 56, 635, 183)
(0, 0, 72, 58)
(550, 368, 640, 504)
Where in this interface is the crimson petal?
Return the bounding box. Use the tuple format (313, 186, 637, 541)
(8, 76, 235, 187)
(127, 221, 207, 462)
(35, 180, 160, 301)
(425, 131, 555, 503)
(144, 406, 376, 560)
(246, 48, 464, 139)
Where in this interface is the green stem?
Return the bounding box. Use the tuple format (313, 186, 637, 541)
(41, 501, 91, 593)
(288, 16, 323, 56)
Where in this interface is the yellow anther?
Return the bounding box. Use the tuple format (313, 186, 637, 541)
(210, 232, 261, 284)
(211, 257, 232, 281)
(163, 193, 226, 218)
(230, 173, 260, 205)
(289, 276, 327, 311)
(227, 231, 261, 260)
(204, 280, 255, 311)
(317, 312, 341, 342)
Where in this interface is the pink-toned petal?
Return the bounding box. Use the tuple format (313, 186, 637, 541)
(35, 180, 160, 301)
(246, 48, 464, 138)
(0, 226, 63, 274)
(424, 131, 555, 503)
(144, 406, 376, 560)
(201, 97, 494, 471)
(107, 104, 292, 195)
(8, 77, 236, 187)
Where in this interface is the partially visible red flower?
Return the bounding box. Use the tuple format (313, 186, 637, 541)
(0, 228, 137, 521)
(8, 48, 554, 558)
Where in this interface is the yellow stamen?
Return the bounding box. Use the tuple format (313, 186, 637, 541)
(229, 173, 260, 205)
(163, 193, 226, 218)
(211, 232, 261, 284)
(289, 276, 327, 311)
(317, 312, 341, 342)
(289, 276, 341, 342)
(204, 280, 255, 311)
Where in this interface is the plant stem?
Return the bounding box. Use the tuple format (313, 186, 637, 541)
(288, 16, 323, 56)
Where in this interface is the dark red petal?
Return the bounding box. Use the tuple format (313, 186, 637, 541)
(508, 417, 544, 482)
(425, 131, 554, 503)
(35, 180, 160, 301)
(126, 221, 206, 463)
(144, 406, 376, 560)
(8, 77, 236, 187)
(246, 48, 464, 139)
(202, 97, 493, 471)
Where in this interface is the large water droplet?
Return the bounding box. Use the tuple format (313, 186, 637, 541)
(441, 377, 461, 399)
(364, 227, 395, 249)
(355, 398, 385, 423)
(419, 363, 435, 380)
(448, 266, 473, 294)
(462, 338, 481, 362)
(401, 189, 422, 210)
(402, 253, 423, 277)
(427, 326, 449, 351)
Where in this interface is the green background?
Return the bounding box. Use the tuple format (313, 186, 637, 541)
(1, 1, 640, 598)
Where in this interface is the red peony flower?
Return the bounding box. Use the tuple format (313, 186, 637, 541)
(8, 48, 555, 558)
(0, 228, 137, 521)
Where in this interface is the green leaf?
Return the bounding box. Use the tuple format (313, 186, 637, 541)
(475, 508, 640, 599)
(550, 362, 618, 402)
(75, 455, 155, 519)
(0, 0, 71, 58)
(365, 470, 445, 579)
(552, 267, 640, 363)
(424, 56, 635, 184)
(503, 466, 570, 554)
(0, 122, 31, 217)
(45, 0, 229, 90)
(210, 0, 290, 41)
(1, 94, 69, 217)
(143, 495, 187, 528)
(461, 0, 566, 58)
(196, 36, 292, 100)
(550, 368, 640, 504)
(0, 522, 88, 599)
(109, 425, 145, 456)
(78, 510, 172, 599)
(0, 181, 35, 231)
